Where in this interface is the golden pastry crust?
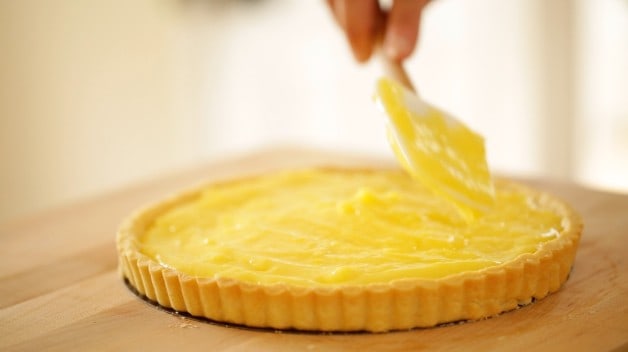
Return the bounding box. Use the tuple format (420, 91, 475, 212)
(116, 169, 582, 332)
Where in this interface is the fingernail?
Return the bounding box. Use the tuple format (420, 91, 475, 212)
(384, 31, 410, 61)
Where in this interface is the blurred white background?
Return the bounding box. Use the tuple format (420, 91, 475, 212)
(1, 0, 627, 223)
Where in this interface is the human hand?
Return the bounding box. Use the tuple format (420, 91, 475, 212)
(326, 0, 429, 63)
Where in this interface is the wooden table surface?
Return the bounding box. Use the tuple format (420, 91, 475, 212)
(2, 149, 628, 352)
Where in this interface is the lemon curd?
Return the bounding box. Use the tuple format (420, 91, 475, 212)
(376, 78, 495, 221)
(139, 168, 564, 288)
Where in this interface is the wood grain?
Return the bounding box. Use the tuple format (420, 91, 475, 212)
(1, 148, 627, 352)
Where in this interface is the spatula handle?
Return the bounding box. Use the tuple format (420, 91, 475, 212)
(375, 10, 416, 93)
(379, 57, 416, 93)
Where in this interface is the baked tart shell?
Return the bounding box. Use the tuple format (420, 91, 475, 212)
(116, 172, 582, 332)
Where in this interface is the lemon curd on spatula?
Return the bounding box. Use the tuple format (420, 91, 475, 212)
(375, 78, 495, 221)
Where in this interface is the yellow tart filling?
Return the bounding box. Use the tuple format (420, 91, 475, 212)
(376, 78, 495, 221)
(139, 168, 564, 287)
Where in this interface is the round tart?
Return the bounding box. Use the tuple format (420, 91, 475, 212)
(117, 168, 582, 332)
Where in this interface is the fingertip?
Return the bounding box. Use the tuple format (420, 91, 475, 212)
(384, 0, 427, 61)
(353, 49, 373, 63)
(383, 30, 414, 61)
(348, 31, 375, 62)
(340, 0, 379, 63)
